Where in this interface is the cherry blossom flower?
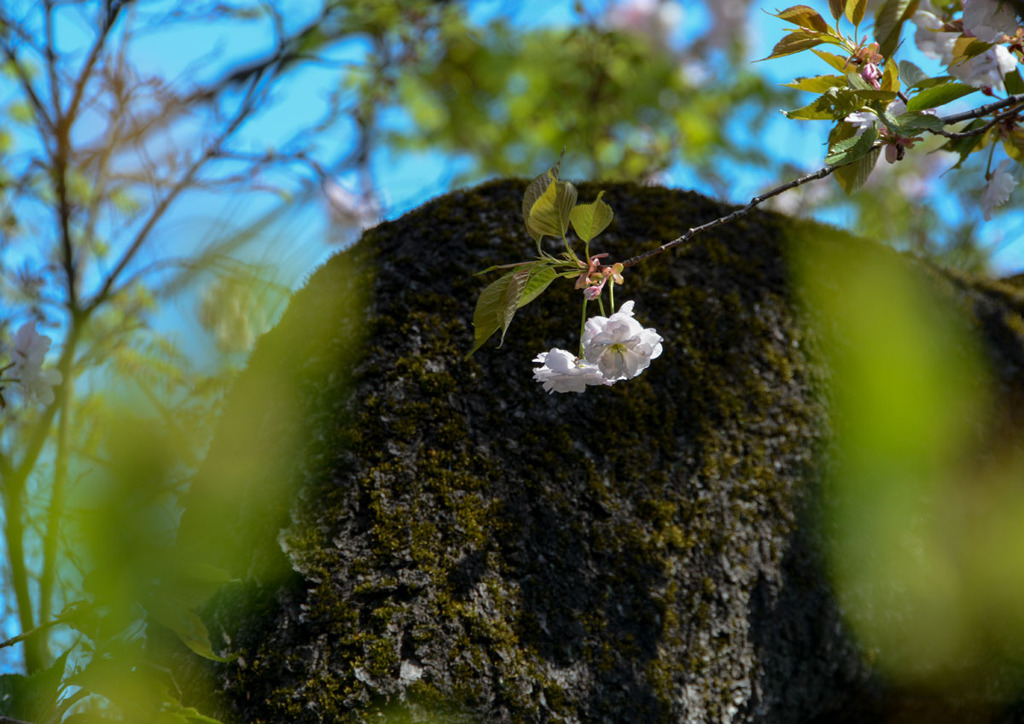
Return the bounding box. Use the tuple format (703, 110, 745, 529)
(949, 44, 1017, 90)
(605, 0, 684, 51)
(982, 159, 1017, 220)
(582, 301, 663, 381)
(845, 99, 922, 163)
(963, 0, 1021, 43)
(9, 321, 62, 406)
(323, 180, 379, 231)
(532, 348, 609, 393)
(912, 3, 959, 64)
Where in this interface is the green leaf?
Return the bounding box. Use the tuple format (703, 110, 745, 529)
(772, 5, 831, 32)
(829, 122, 880, 193)
(760, 30, 829, 61)
(1005, 68, 1024, 95)
(784, 97, 836, 120)
(147, 597, 230, 662)
(522, 166, 558, 242)
(783, 74, 848, 93)
(834, 146, 880, 193)
(881, 60, 899, 93)
(467, 265, 557, 357)
(893, 111, 946, 134)
(845, 0, 868, 26)
(941, 118, 986, 168)
(826, 126, 879, 166)
(569, 191, 614, 242)
(906, 82, 977, 111)
(874, 0, 917, 60)
(813, 49, 851, 72)
(527, 179, 577, 240)
(0, 651, 67, 722)
(829, 0, 844, 19)
(899, 60, 929, 88)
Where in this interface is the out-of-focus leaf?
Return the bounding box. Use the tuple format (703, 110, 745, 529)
(829, 0, 844, 20)
(899, 60, 929, 88)
(874, 0, 918, 59)
(0, 651, 67, 723)
(881, 60, 899, 93)
(845, 0, 868, 26)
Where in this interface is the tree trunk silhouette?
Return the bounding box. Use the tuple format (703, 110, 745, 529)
(172, 179, 1024, 723)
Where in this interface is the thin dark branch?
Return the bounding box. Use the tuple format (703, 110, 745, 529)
(86, 75, 265, 313)
(939, 93, 1024, 125)
(619, 143, 881, 268)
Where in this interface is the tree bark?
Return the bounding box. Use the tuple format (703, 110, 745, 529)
(173, 180, 1024, 723)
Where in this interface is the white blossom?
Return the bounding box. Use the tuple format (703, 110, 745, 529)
(532, 348, 609, 394)
(605, 0, 684, 50)
(323, 180, 378, 232)
(912, 3, 959, 63)
(949, 44, 1017, 90)
(9, 321, 62, 406)
(982, 159, 1017, 220)
(582, 300, 663, 382)
(963, 0, 1021, 43)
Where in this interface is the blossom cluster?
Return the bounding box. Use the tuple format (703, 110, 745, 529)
(533, 301, 663, 394)
(1, 321, 63, 407)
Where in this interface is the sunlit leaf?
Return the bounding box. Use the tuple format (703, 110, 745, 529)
(760, 30, 830, 61)
(829, 0, 844, 20)
(881, 60, 899, 93)
(826, 125, 879, 166)
(845, 0, 868, 26)
(569, 191, 614, 242)
(907, 82, 977, 111)
(783, 74, 848, 93)
(527, 179, 577, 240)
(772, 5, 831, 32)
(813, 49, 851, 72)
(874, 0, 917, 59)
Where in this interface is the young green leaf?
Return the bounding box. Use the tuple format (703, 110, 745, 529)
(826, 125, 879, 166)
(829, 122, 879, 193)
(906, 82, 977, 111)
(569, 191, 614, 242)
(773, 5, 831, 32)
(783, 74, 848, 93)
(845, 0, 868, 26)
(1005, 68, 1024, 95)
(527, 179, 578, 240)
(467, 265, 557, 357)
(881, 60, 899, 93)
(898, 60, 929, 88)
(760, 30, 829, 61)
(894, 111, 946, 134)
(874, 0, 916, 59)
(522, 166, 558, 242)
(813, 49, 851, 72)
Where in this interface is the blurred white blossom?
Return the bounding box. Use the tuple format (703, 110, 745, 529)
(9, 321, 62, 406)
(605, 0, 684, 51)
(323, 180, 379, 234)
(912, 2, 959, 63)
(983, 159, 1017, 221)
(962, 0, 1021, 43)
(949, 44, 1017, 90)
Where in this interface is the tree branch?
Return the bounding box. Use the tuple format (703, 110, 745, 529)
(620, 143, 881, 268)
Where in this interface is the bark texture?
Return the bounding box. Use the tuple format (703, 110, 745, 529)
(174, 179, 1024, 723)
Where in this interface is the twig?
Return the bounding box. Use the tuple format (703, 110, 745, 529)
(619, 142, 881, 268)
(620, 93, 1024, 269)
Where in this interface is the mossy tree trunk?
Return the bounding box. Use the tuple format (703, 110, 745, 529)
(172, 180, 1024, 723)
